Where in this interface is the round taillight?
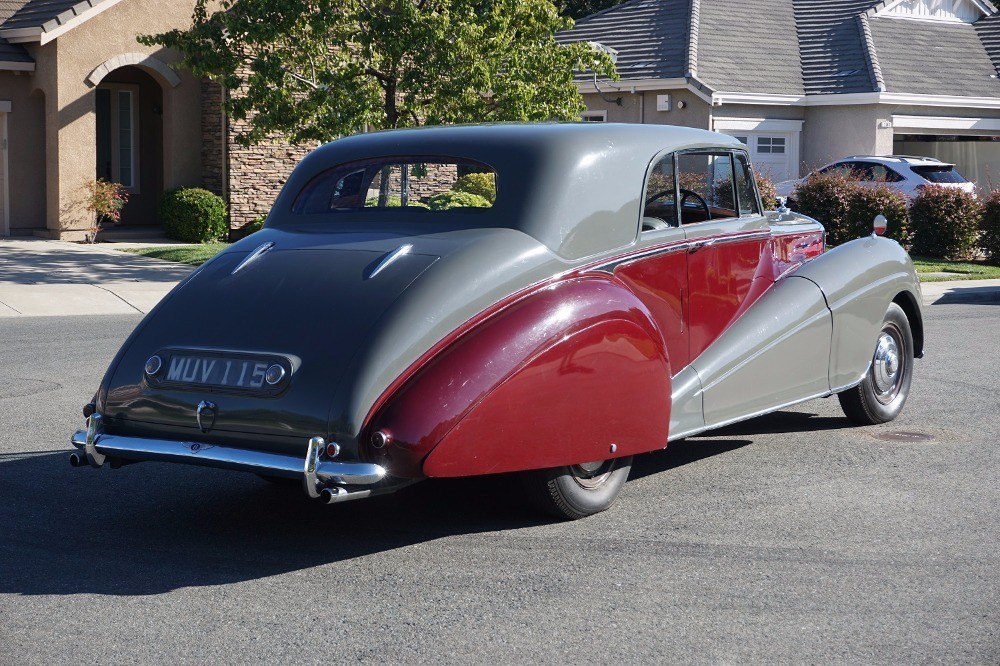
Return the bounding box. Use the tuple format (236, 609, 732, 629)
(264, 364, 286, 385)
(325, 441, 341, 458)
(144, 355, 163, 376)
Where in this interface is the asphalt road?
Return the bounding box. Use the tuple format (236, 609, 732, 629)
(0, 302, 997, 664)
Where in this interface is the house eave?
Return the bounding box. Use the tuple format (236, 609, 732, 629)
(576, 77, 715, 105)
(709, 91, 1000, 109)
(0, 27, 43, 43)
(0, 60, 35, 72)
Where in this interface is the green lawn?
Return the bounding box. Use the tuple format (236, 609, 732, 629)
(911, 256, 1000, 282)
(120, 243, 229, 266)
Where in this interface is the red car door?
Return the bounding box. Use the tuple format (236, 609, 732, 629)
(612, 150, 690, 375)
(676, 150, 773, 361)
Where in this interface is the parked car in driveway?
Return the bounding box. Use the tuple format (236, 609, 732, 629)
(69, 123, 924, 520)
(776, 155, 976, 201)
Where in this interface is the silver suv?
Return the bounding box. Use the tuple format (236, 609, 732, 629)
(776, 155, 976, 201)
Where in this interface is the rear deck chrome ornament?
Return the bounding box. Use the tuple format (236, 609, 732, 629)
(196, 400, 217, 433)
(366, 244, 413, 279)
(231, 241, 275, 275)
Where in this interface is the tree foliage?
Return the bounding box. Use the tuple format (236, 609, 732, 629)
(143, 0, 616, 146)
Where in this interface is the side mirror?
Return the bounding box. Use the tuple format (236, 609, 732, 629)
(873, 214, 888, 236)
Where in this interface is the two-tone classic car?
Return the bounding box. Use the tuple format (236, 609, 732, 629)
(70, 123, 923, 519)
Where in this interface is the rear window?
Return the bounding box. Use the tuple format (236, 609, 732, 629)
(910, 165, 967, 184)
(293, 157, 496, 214)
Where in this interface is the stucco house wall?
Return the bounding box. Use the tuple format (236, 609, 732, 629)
(0, 70, 45, 233)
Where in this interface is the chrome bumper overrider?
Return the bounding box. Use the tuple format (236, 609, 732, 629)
(70, 414, 387, 503)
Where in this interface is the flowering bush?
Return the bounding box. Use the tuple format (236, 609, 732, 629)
(83, 178, 129, 242)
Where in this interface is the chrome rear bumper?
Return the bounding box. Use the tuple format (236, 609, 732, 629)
(70, 413, 387, 503)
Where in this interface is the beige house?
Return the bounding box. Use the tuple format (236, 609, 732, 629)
(0, 0, 225, 239)
(560, 0, 1000, 187)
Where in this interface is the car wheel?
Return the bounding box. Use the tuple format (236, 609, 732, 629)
(838, 303, 914, 425)
(522, 456, 633, 520)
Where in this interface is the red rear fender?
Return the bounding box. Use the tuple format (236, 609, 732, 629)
(365, 276, 671, 478)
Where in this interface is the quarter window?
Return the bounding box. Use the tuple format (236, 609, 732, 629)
(642, 153, 677, 229)
(734, 153, 760, 216)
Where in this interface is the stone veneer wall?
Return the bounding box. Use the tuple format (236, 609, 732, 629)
(200, 79, 226, 198)
(200, 77, 318, 231)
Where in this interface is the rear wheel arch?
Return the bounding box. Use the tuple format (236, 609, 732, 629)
(364, 275, 673, 479)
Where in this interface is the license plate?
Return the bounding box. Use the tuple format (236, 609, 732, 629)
(163, 354, 274, 389)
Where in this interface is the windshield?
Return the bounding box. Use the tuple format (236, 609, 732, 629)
(292, 157, 497, 214)
(911, 165, 967, 184)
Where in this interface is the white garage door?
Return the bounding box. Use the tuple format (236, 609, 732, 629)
(713, 118, 803, 183)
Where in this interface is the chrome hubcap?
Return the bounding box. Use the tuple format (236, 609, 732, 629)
(872, 327, 904, 404)
(570, 460, 614, 490)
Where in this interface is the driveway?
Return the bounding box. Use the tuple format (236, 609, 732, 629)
(0, 238, 193, 316)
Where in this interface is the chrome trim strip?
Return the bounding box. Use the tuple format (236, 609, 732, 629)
(367, 244, 413, 279)
(829, 363, 871, 394)
(231, 241, 275, 275)
(668, 387, 835, 442)
(590, 241, 694, 273)
(70, 428, 387, 487)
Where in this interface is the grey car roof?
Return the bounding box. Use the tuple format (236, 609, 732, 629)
(559, 0, 1000, 97)
(271, 122, 743, 261)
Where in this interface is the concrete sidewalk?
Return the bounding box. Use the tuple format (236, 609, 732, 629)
(0, 238, 194, 317)
(0, 237, 998, 317)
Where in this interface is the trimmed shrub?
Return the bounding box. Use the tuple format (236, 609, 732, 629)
(452, 172, 497, 203)
(243, 215, 267, 234)
(846, 184, 910, 245)
(793, 172, 854, 246)
(426, 191, 491, 210)
(794, 172, 910, 246)
(910, 185, 982, 260)
(980, 189, 1000, 264)
(159, 188, 227, 243)
(364, 195, 430, 208)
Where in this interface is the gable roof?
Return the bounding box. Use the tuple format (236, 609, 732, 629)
(869, 14, 1000, 97)
(0, 1, 32, 68)
(697, 0, 804, 95)
(563, 0, 690, 81)
(559, 0, 1000, 103)
(0, 0, 125, 44)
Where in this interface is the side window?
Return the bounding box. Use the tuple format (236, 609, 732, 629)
(734, 153, 760, 216)
(871, 164, 905, 183)
(676, 152, 738, 224)
(642, 153, 677, 229)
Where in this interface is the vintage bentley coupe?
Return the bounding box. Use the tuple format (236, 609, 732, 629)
(70, 124, 923, 519)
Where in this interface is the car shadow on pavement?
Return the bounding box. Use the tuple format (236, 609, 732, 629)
(699, 409, 855, 437)
(1, 436, 760, 597)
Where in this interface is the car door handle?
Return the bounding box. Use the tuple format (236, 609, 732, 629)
(688, 238, 718, 253)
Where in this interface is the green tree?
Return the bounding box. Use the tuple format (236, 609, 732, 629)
(143, 0, 616, 146)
